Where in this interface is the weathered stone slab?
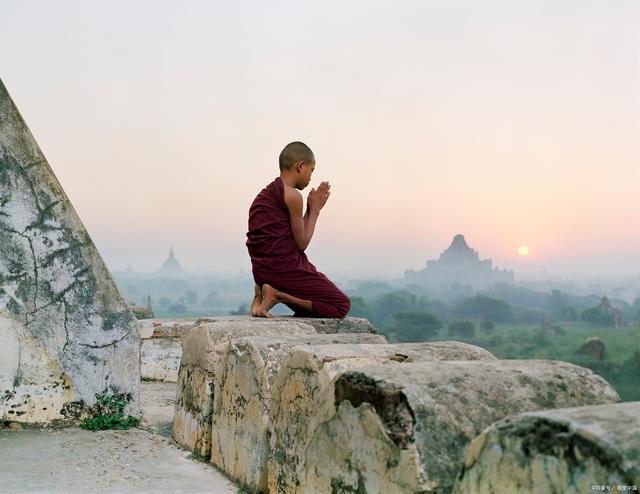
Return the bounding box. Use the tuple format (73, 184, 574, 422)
(268, 341, 496, 493)
(194, 315, 378, 334)
(138, 318, 200, 340)
(453, 401, 640, 494)
(211, 333, 388, 492)
(0, 79, 140, 424)
(171, 319, 316, 458)
(302, 360, 620, 494)
(140, 337, 182, 382)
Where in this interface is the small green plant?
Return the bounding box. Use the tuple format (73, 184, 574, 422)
(80, 393, 140, 431)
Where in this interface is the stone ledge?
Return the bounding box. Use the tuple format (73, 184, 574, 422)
(193, 315, 378, 335)
(210, 333, 388, 492)
(267, 341, 496, 493)
(453, 401, 640, 494)
(171, 318, 318, 458)
(301, 360, 620, 494)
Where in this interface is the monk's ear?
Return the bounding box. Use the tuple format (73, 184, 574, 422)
(294, 160, 305, 173)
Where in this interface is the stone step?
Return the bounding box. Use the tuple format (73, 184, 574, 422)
(453, 401, 640, 494)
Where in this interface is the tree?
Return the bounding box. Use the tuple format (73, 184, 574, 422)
(348, 296, 372, 319)
(562, 306, 579, 321)
(516, 308, 551, 324)
(372, 291, 417, 323)
(201, 291, 219, 307)
(448, 320, 475, 339)
(184, 289, 198, 305)
(453, 295, 512, 322)
(229, 303, 248, 315)
(623, 350, 640, 381)
(391, 310, 442, 342)
(167, 303, 187, 315)
(480, 320, 495, 334)
(581, 307, 614, 326)
(547, 290, 569, 319)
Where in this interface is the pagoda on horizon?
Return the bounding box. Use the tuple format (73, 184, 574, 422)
(405, 234, 514, 289)
(156, 247, 186, 277)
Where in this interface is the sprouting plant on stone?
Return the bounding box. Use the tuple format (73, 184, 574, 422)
(80, 392, 140, 431)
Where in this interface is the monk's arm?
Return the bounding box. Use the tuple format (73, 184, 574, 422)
(285, 188, 319, 252)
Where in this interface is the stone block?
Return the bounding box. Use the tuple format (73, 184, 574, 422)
(453, 401, 640, 494)
(171, 318, 316, 458)
(193, 315, 378, 334)
(138, 318, 200, 340)
(0, 79, 140, 424)
(301, 360, 620, 494)
(140, 337, 182, 382)
(268, 341, 496, 493)
(211, 333, 388, 492)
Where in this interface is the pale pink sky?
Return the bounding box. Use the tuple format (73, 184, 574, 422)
(2, 0, 639, 279)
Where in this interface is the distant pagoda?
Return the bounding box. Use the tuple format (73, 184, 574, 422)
(156, 247, 186, 277)
(405, 234, 514, 289)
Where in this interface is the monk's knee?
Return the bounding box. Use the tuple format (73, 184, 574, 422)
(336, 294, 351, 318)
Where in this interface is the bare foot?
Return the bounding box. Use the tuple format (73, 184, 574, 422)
(255, 284, 279, 318)
(250, 284, 262, 317)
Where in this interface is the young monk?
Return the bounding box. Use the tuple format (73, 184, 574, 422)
(246, 141, 351, 318)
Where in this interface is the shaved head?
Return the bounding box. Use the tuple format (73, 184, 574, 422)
(279, 141, 315, 171)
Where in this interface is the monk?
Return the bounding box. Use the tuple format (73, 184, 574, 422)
(246, 141, 351, 318)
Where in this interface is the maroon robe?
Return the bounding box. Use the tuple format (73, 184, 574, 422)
(246, 177, 351, 318)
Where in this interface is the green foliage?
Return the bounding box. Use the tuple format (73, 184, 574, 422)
(348, 296, 372, 319)
(453, 295, 512, 322)
(390, 310, 443, 341)
(229, 303, 248, 315)
(547, 290, 569, 319)
(581, 307, 614, 326)
(201, 291, 220, 307)
(448, 320, 475, 338)
(532, 328, 552, 347)
(371, 290, 416, 322)
(562, 306, 579, 321)
(554, 325, 567, 336)
(80, 393, 140, 431)
(184, 289, 198, 305)
(167, 303, 187, 315)
(480, 320, 495, 334)
(514, 307, 550, 324)
(462, 322, 640, 401)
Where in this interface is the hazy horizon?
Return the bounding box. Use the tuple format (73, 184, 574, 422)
(2, 0, 638, 280)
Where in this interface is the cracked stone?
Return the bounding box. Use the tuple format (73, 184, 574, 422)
(0, 78, 140, 424)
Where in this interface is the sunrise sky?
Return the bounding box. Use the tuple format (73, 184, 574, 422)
(2, 0, 639, 279)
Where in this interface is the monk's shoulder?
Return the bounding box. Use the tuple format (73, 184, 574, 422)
(283, 184, 302, 201)
(283, 184, 303, 211)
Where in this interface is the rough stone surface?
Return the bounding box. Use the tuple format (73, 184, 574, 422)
(140, 337, 182, 382)
(138, 318, 200, 339)
(268, 341, 496, 493)
(0, 79, 140, 424)
(453, 401, 640, 494)
(0, 381, 237, 494)
(171, 318, 317, 458)
(211, 333, 388, 492)
(194, 315, 378, 334)
(302, 360, 620, 494)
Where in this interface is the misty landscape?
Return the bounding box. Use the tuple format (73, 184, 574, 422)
(115, 235, 640, 402)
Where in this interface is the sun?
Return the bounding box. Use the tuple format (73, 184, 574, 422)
(518, 246, 529, 256)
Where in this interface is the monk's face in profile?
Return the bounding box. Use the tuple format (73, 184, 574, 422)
(295, 160, 315, 190)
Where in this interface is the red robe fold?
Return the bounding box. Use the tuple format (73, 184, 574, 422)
(246, 177, 351, 318)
